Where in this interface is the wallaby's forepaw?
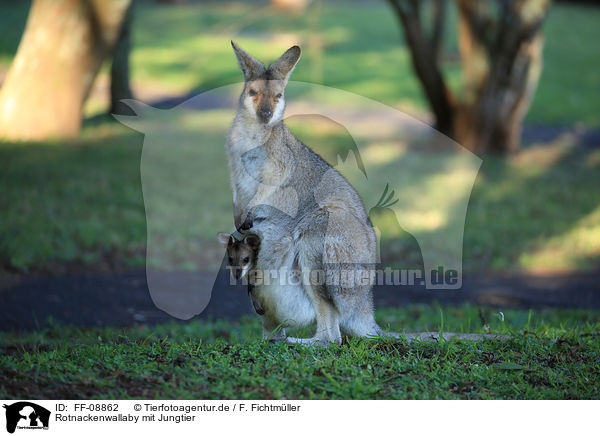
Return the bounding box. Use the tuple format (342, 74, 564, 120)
(239, 220, 253, 231)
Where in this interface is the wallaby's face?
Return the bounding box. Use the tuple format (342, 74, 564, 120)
(231, 41, 301, 126)
(218, 232, 260, 280)
(226, 242, 254, 280)
(242, 79, 285, 125)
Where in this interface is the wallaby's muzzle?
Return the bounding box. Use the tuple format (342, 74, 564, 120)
(257, 107, 273, 124)
(234, 268, 244, 280)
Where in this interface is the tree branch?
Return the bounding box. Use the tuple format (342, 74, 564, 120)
(431, 0, 447, 61)
(386, 0, 455, 135)
(457, 0, 495, 55)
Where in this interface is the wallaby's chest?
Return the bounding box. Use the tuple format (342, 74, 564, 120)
(228, 137, 264, 206)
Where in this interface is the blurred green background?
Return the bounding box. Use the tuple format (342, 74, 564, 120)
(0, 0, 599, 276)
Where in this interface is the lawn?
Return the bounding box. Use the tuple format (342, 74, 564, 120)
(1, 304, 599, 399)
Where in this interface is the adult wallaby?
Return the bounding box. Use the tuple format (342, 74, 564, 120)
(224, 42, 511, 347)
(225, 41, 389, 346)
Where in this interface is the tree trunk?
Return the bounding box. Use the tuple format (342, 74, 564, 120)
(454, 0, 548, 153)
(388, 0, 549, 153)
(271, 0, 311, 13)
(387, 0, 455, 137)
(0, 0, 131, 141)
(110, 3, 134, 116)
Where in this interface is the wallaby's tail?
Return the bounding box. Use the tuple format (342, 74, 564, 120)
(373, 326, 510, 342)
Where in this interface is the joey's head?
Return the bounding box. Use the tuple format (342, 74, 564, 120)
(218, 232, 260, 280)
(231, 41, 301, 126)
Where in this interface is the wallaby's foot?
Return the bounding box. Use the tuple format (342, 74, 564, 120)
(286, 336, 341, 347)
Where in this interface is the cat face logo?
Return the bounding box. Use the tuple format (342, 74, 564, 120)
(3, 402, 50, 433)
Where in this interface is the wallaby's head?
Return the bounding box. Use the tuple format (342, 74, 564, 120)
(218, 232, 260, 280)
(231, 41, 301, 125)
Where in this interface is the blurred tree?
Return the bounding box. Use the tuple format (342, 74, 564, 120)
(271, 0, 311, 13)
(0, 0, 131, 140)
(110, 3, 134, 116)
(387, 0, 551, 153)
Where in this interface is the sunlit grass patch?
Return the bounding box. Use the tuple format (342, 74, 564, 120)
(2, 116, 599, 274)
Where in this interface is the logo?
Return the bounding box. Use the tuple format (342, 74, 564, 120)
(3, 402, 50, 433)
(115, 83, 481, 319)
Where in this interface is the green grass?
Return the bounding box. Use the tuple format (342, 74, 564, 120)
(0, 123, 146, 272)
(1, 304, 599, 399)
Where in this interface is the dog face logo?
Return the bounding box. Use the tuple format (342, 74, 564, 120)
(115, 79, 482, 319)
(3, 402, 50, 433)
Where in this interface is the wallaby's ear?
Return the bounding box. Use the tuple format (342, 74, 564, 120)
(112, 100, 161, 132)
(268, 45, 301, 84)
(217, 232, 232, 247)
(231, 41, 266, 82)
(244, 234, 260, 250)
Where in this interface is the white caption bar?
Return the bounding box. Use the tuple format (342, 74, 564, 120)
(0, 400, 597, 436)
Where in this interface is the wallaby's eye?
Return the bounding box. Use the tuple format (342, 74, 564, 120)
(275, 93, 282, 99)
(248, 89, 257, 97)
(242, 257, 250, 264)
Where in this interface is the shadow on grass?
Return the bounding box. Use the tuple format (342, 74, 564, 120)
(0, 121, 146, 274)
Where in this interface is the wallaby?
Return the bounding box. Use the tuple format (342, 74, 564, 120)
(224, 42, 510, 346)
(225, 41, 388, 346)
(218, 231, 265, 316)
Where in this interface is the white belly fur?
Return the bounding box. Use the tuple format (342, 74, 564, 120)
(257, 281, 315, 327)
(253, 231, 315, 327)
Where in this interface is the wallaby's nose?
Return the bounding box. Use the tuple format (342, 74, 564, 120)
(257, 108, 272, 122)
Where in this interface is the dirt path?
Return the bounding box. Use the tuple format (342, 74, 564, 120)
(1, 268, 598, 332)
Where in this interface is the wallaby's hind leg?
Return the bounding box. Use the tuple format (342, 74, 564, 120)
(287, 290, 342, 346)
(340, 312, 385, 339)
(287, 274, 342, 345)
(286, 244, 342, 346)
